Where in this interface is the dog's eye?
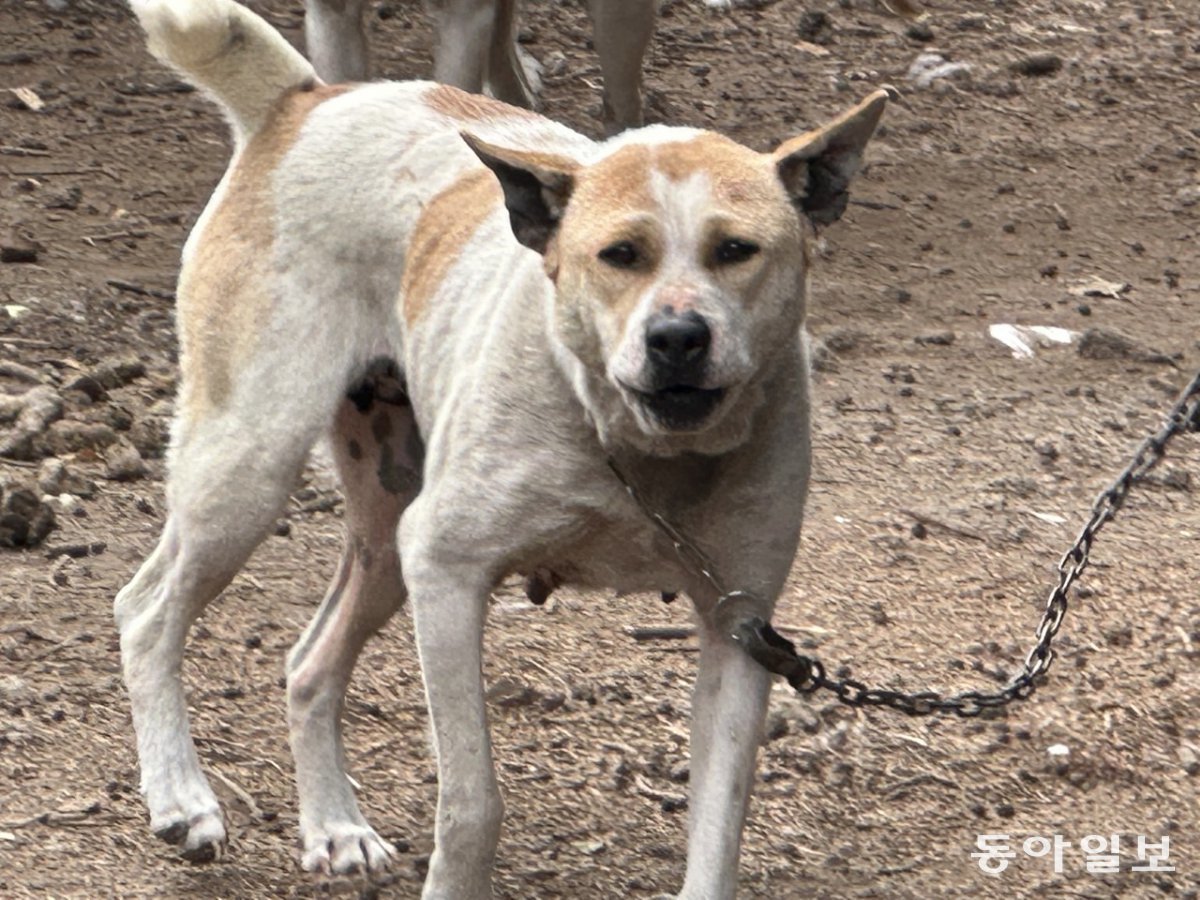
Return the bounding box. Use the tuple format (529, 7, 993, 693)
(598, 241, 639, 269)
(714, 238, 760, 265)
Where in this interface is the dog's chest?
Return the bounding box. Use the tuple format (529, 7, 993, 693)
(515, 472, 728, 601)
(532, 526, 686, 598)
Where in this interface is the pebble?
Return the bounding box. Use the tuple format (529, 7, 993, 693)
(905, 21, 934, 42)
(104, 440, 148, 481)
(1011, 52, 1063, 77)
(38, 458, 95, 497)
(44, 185, 82, 210)
(0, 360, 42, 383)
(915, 331, 955, 346)
(796, 11, 833, 45)
(1175, 185, 1200, 208)
(0, 239, 38, 264)
(0, 481, 57, 547)
(0, 674, 32, 707)
(1078, 328, 1172, 364)
(38, 420, 118, 456)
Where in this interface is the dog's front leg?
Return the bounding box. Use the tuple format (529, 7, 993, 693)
(403, 514, 502, 899)
(678, 599, 774, 900)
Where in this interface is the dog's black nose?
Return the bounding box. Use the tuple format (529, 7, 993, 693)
(645, 310, 711, 377)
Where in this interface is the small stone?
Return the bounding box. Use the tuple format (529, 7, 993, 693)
(11, 385, 63, 434)
(129, 415, 169, 459)
(886, 286, 913, 304)
(796, 11, 833, 45)
(910, 521, 928, 539)
(104, 440, 147, 482)
(37, 458, 95, 497)
(764, 711, 789, 743)
(0, 482, 56, 547)
(486, 677, 537, 708)
(0, 239, 38, 264)
(660, 795, 687, 813)
(39, 420, 118, 455)
(0, 360, 42, 383)
(1011, 52, 1062, 77)
(1035, 441, 1059, 461)
(905, 21, 934, 42)
(44, 185, 81, 210)
(1078, 328, 1172, 365)
(1175, 185, 1200, 208)
(915, 331, 954, 346)
(0, 674, 33, 707)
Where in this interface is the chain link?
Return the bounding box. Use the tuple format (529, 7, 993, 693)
(611, 368, 1200, 717)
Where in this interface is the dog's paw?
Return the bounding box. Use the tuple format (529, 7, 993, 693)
(300, 822, 394, 875)
(152, 808, 227, 862)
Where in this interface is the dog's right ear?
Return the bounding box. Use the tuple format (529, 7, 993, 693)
(460, 133, 578, 255)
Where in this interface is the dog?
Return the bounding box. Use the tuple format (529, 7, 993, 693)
(305, 0, 659, 134)
(117, 0, 886, 895)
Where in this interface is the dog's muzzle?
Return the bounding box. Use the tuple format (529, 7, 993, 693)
(630, 310, 725, 430)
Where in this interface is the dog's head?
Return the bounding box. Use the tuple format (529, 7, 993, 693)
(464, 90, 887, 455)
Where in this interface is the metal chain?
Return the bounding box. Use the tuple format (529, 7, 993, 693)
(610, 367, 1200, 717)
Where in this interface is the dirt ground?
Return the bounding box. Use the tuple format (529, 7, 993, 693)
(2, 0, 1198, 897)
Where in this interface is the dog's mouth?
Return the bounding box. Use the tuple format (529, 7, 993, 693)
(626, 384, 727, 431)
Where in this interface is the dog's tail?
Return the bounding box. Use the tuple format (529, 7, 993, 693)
(130, 0, 317, 142)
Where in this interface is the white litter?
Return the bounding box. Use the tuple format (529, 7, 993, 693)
(1047, 743, 1070, 758)
(907, 52, 972, 88)
(1029, 511, 1068, 526)
(1067, 276, 1131, 299)
(988, 323, 1078, 359)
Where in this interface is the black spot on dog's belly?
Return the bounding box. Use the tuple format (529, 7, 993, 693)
(346, 380, 376, 413)
(347, 439, 364, 461)
(346, 357, 408, 414)
(372, 410, 394, 442)
(377, 439, 418, 495)
(406, 420, 426, 469)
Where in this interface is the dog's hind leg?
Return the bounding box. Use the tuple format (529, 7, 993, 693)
(287, 373, 422, 875)
(114, 357, 350, 862)
(305, 0, 370, 83)
(484, 0, 539, 109)
(429, 0, 495, 97)
(589, 0, 656, 134)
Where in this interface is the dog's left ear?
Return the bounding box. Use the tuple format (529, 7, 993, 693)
(461, 132, 578, 254)
(771, 89, 890, 227)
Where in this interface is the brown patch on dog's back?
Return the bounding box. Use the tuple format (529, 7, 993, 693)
(424, 84, 539, 124)
(400, 169, 503, 326)
(176, 84, 350, 423)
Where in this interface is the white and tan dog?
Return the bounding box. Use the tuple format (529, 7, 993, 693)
(117, 0, 886, 895)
